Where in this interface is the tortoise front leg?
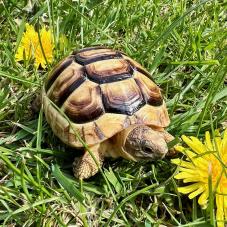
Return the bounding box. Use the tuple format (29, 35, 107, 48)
(73, 144, 104, 179)
(160, 130, 177, 156)
(161, 130, 174, 143)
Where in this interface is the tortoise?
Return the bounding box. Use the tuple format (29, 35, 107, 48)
(42, 46, 174, 179)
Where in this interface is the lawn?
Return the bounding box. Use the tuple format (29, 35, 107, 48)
(0, 0, 226, 226)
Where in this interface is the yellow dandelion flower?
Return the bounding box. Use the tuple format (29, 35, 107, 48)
(15, 24, 38, 62)
(34, 27, 54, 68)
(172, 129, 227, 227)
(15, 23, 54, 69)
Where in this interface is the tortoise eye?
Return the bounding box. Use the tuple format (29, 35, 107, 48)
(144, 147, 152, 153)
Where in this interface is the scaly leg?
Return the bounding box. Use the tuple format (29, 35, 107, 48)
(161, 131, 175, 143)
(73, 144, 104, 179)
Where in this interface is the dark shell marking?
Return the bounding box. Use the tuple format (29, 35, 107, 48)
(45, 47, 163, 124)
(48, 65, 85, 105)
(134, 72, 163, 106)
(46, 56, 74, 90)
(101, 79, 145, 115)
(75, 48, 122, 65)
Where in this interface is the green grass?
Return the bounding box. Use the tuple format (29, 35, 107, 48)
(0, 0, 227, 226)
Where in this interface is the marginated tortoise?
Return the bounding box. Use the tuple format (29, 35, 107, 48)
(42, 46, 174, 179)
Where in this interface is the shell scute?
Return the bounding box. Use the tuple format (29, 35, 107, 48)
(85, 59, 132, 84)
(134, 71, 163, 106)
(47, 62, 85, 105)
(46, 56, 74, 90)
(101, 78, 145, 115)
(122, 54, 153, 80)
(75, 48, 122, 65)
(134, 104, 170, 127)
(82, 122, 106, 144)
(95, 113, 127, 139)
(63, 80, 105, 123)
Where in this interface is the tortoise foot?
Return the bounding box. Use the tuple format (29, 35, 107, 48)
(73, 145, 104, 179)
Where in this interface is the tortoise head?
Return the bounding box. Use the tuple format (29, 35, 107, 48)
(124, 125, 168, 160)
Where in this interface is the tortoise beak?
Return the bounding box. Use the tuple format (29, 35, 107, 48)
(135, 148, 167, 160)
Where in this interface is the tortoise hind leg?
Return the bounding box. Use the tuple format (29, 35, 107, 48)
(73, 144, 104, 179)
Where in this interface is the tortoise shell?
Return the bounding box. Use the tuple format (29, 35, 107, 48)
(42, 46, 170, 147)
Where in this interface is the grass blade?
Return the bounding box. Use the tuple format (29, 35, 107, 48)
(51, 164, 85, 205)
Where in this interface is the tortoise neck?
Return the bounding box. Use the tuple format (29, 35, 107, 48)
(103, 125, 138, 161)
